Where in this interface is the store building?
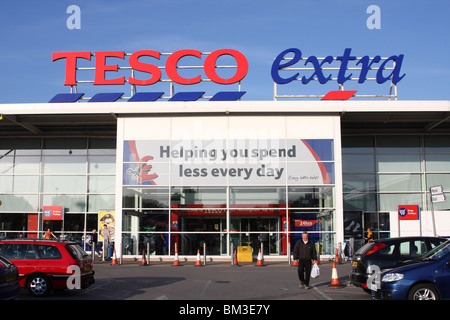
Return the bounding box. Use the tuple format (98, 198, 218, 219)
(1, 100, 449, 260)
(0, 49, 449, 260)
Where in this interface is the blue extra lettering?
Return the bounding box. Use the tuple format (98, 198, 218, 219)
(271, 48, 405, 85)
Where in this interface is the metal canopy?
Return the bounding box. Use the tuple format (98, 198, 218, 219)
(0, 101, 449, 138)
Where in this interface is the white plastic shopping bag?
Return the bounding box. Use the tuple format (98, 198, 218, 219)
(311, 262, 320, 278)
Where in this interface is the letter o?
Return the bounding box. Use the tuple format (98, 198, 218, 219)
(204, 49, 248, 84)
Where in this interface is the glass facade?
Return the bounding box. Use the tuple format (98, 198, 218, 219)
(1, 128, 448, 258)
(342, 135, 450, 248)
(0, 138, 116, 246)
(121, 185, 336, 257)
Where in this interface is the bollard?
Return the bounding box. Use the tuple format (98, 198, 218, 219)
(147, 243, 150, 265)
(119, 243, 123, 265)
(203, 242, 206, 266)
(287, 242, 291, 266)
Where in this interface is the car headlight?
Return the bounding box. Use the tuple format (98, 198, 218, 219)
(382, 273, 404, 282)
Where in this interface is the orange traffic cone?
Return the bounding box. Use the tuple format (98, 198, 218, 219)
(232, 250, 239, 266)
(328, 261, 344, 288)
(335, 248, 340, 264)
(195, 249, 203, 266)
(256, 249, 264, 266)
(141, 249, 147, 266)
(173, 244, 181, 266)
(111, 249, 118, 266)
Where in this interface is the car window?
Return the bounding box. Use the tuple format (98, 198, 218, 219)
(355, 242, 374, 255)
(37, 245, 62, 259)
(3, 244, 36, 260)
(376, 243, 395, 256)
(65, 244, 88, 260)
(399, 240, 425, 257)
(65, 244, 81, 259)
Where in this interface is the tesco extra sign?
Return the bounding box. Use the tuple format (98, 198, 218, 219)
(52, 48, 405, 87)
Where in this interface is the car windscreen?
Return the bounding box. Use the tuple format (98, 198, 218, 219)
(354, 242, 374, 255)
(420, 240, 450, 261)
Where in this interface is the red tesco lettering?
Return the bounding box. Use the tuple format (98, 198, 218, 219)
(52, 49, 248, 86)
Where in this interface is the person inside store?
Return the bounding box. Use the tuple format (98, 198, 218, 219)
(293, 230, 317, 290)
(365, 227, 374, 243)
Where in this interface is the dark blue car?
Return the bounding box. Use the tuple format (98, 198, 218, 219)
(0, 255, 20, 300)
(372, 240, 450, 300)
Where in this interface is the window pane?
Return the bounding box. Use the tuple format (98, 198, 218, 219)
(12, 156, 40, 174)
(288, 187, 334, 208)
(42, 194, 85, 212)
(424, 136, 450, 152)
(343, 193, 377, 211)
(378, 174, 422, 191)
(343, 174, 376, 192)
(342, 154, 375, 173)
(0, 195, 38, 212)
(425, 154, 450, 171)
(376, 136, 421, 153)
(42, 176, 86, 193)
(64, 213, 85, 231)
(230, 187, 286, 207)
(89, 175, 115, 193)
(342, 136, 374, 154)
(426, 174, 450, 191)
(172, 187, 226, 206)
(379, 193, 423, 211)
(88, 194, 115, 212)
(123, 187, 169, 208)
(43, 156, 86, 174)
(88, 155, 116, 174)
(122, 210, 169, 232)
(377, 154, 421, 172)
(13, 176, 39, 193)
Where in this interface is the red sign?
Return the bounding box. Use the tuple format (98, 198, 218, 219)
(398, 205, 419, 220)
(294, 220, 319, 227)
(52, 49, 248, 86)
(43, 206, 64, 221)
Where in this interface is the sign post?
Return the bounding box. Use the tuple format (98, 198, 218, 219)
(429, 186, 446, 237)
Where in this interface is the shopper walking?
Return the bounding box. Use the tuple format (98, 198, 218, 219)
(293, 230, 317, 289)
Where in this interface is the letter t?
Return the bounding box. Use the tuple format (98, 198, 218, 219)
(52, 52, 91, 86)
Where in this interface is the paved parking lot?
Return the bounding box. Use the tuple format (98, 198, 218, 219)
(17, 259, 372, 301)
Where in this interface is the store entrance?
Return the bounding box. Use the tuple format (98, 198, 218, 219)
(178, 216, 282, 256)
(178, 216, 226, 255)
(230, 216, 281, 255)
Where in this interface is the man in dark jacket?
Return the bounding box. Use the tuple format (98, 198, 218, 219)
(293, 230, 317, 289)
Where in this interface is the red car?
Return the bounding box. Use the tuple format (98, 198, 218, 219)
(0, 239, 95, 296)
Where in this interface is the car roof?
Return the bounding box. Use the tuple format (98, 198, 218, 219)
(0, 238, 77, 245)
(374, 236, 447, 243)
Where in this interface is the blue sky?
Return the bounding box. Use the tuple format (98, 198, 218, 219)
(0, 0, 448, 103)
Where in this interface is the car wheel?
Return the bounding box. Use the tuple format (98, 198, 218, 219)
(408, 283, 440, 300)
(28, 274, 52, 297)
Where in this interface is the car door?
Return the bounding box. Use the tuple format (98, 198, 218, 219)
(2, 243, 38, 279)
(398, 239, 426, 264)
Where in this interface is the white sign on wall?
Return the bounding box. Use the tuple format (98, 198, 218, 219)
(122, 139, 334, 186)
